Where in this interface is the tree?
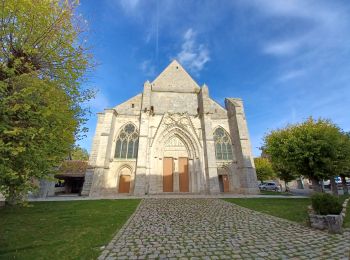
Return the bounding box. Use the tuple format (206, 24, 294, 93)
(0, 0, 93, 204)
(272, 163, 297, 192)
(254, 157, 275, 183)
(334, 132, 350, 195)
(263, 118, 350, 193)
(69, 146, 89, 161)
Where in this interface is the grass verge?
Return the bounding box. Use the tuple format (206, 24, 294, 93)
(224, 198, 310, 224)
(0, 199, 140, 259)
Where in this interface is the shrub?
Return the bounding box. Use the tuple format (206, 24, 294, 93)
(311, 193, 343, 215)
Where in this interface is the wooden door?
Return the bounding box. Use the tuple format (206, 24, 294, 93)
(223, 175, 229, 192)
(179, 157, 189, 192)
(163, 157, 173, 192)
(118, 175, 130, 193)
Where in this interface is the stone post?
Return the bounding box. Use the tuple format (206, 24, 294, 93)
(225, 98, 258, 194)
(198, 84, 219, 194)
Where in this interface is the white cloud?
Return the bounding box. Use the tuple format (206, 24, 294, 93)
(88, 90, 111, 112)
(263, 39, 302, 56)
(277, 69, 306, 82)
(243, 0, 347, 58)
(119, 0, 140, 13)
(140, 59, 156, 78)
(176, 28, 210, 75)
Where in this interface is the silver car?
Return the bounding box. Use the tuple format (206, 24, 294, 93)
(259, 182, 279, 191)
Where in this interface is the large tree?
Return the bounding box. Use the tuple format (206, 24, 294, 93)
(254, 157, 275, 183)
(263, 118, 350, 192)
(0, 0, 93, 204)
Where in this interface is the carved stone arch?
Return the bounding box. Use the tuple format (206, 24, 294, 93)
(151, 113, 202, 149)
(117, 164, 134, 176)
(212, 126, 233, 143)
(113, 122, 138, 141)
(154, 126, 200, 159)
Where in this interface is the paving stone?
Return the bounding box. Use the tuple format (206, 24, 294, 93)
(98, 198, 350, 259)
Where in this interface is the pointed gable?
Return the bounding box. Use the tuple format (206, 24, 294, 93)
(151, 60, 200, 93)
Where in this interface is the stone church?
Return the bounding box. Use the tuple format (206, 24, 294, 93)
(81, 60, 258, 196)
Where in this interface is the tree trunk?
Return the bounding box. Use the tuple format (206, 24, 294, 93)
(311, 178, 322, 192)
(7, 186, 25, 206)
(330, 177, 338, 195)
(7, 186, 17, 206)
(341, 174, 349, 195)
(284, 181, 290, 192)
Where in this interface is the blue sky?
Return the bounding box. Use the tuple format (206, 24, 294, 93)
(77, 0, 350, 157)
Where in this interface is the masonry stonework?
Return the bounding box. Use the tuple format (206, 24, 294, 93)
(82, 60, 258, 196)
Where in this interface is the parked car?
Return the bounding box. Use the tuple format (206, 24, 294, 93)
(259, 182, 279, 191)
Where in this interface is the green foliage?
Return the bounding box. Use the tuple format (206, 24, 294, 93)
(263, 118, 350, 185)
(311, 193, 342, 215)
(59, 160, 88, 173)
(70, 146, 89, 160)
(0, 0, 94, 204)
(273, 163, 298, 184)
(254, 157, 275, 182)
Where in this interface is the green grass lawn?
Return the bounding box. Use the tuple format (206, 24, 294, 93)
(224, 198, 311, 224)
(0, 199, 140, 260)
(259, 190, 293, 196)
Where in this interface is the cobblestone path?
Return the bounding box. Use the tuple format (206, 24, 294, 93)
(99, 199, 350, 259)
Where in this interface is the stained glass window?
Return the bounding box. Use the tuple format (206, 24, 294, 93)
(115, 124, 139, 159)
(213, 127, 233, 161)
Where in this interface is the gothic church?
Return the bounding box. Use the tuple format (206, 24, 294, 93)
(82, 60, 258, 196)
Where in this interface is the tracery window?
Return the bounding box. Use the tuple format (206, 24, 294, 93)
(115, 124, 139, 159)
(213, 127, 233, 161)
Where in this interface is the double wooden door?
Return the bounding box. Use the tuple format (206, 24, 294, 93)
(163, 157, 189, 192)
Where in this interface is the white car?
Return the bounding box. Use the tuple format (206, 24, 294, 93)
(259, 182, 279, 191)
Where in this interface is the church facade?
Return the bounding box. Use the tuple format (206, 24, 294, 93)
(82, 61, 258, 196)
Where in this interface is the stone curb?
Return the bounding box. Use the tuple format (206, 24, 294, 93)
(97, 199, 144, 260)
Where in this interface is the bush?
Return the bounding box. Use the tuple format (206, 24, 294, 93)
(311, 193, 343, 215)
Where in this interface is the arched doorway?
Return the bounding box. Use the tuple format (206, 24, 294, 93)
(118, 167, 131, 193)
(163, 136, 189, 192)
(218, 167, 230, 193)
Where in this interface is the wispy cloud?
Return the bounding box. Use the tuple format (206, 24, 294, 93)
(176, 28, 210, 75)
(119, 0, 140, 13)
(246, 0, 349, 58)
(263, 38, 303, 56)
(277, 69, 306, 82)
(140, 59, 156, 78)
(88, 90, 111, 112)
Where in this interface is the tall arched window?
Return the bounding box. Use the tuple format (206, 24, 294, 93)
(115, 124, 139, 159)
(213, 127, 233, 161)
